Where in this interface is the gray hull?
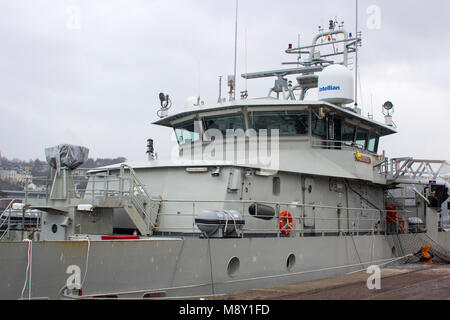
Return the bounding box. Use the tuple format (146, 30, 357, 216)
(2, 233, 443, 300)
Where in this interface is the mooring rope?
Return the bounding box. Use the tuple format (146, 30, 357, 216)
(20, 239, 33, 300)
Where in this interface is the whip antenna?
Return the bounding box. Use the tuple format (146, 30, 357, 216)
(232, 0, 239, 101)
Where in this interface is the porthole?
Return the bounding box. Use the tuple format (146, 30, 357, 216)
(287, 254, 296, 272)
(51, 224, 58, 234)
(227, 257, 240, 277)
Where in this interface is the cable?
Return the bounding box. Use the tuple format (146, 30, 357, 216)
(346, 253, 413, 275)
(81, 237, 90, 289)
(345, 179, 408, 256)
(344, 179, 382, 212)
(207, 238, 216, 296)
(350, 233, 364, 269)
(20, 239, 32, 300)
(223, 211, 238, 236)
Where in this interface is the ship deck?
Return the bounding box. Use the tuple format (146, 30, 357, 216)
(214, 264, 450, 300)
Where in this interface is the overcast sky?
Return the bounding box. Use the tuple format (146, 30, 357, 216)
(0, 0, 449, 163)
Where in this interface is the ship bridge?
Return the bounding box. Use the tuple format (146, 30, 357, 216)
(150, 98, 398, 185)
(149, 19, 401, 184)
(148, 18, 445, 187)
(153, 98, 396, 155)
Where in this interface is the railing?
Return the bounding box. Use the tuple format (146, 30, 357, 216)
(311, 139, 366, 152)
(375, 157, 449, 183)
(78, 165, 159, 235)
(0, 194, 422, 239)
(0, 199, 42, 241)
(119, 164, 159, 233)
(2, 165, 159, 237)
(141, 198, 418, 238)
(0, 199, 16, 240)
(6, 166, 429, 239)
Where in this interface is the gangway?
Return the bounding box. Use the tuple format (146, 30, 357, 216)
(376, 157, 449, 185)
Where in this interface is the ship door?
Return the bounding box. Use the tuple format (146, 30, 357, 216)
(303, 177, 316, 229)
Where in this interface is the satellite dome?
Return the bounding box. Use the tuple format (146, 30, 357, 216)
(318, 64, 354, 105)
(185, 96, 198, 108)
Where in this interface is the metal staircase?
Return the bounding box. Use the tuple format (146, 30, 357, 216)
(119, 164, 161, 236)
(88, 164, 161, 236)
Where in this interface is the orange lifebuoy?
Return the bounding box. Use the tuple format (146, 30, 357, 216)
(279, 211, 293, 235)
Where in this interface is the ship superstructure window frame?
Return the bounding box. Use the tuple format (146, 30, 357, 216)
(249, 110, 310, 136)
(311, 111, 326, 138)
(342, 123, 356, 147)
(355, 128, 369, 150)
(173, 119, 202, 145)
(203, 113, 246, 137)
(367, 134, 379, 153)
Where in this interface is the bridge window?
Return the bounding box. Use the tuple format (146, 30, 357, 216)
(174, 120, 201, 145)
(203, 113, 245, 136)
(355, 129, 368, 150)
(250, 111, 309, 136)
(312, 112, 326, 138)
(342, 123, 355, 147)
(367, 134, 379, 153)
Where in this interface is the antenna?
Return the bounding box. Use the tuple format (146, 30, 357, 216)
(197, 61, 201, 101)
(241, 28, 248, 100)
(245, 28, 248, 93)
(217, 76, 223, 103)
(232, 0, 239, 101)
(368, 93, 374, 119)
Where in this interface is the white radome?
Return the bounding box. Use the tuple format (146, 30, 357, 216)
(318, 64, 354, 105)
(185, 96, 198, 108)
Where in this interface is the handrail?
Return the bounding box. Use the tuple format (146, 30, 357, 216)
(0, 199, 18, 219)
(136, 197, 416, 237)
(0, 199, 18, 235)
(0, 199, 42, 241)
(114, 164, 160, 234)
(1, 193, 418, 238)
(10, 164, 428, 238)
(412, 188, 430, 205)
(383, 158, 449, 183)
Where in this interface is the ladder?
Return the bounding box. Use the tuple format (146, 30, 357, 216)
(120, 164, 160, 236)
(88, 164, 161, 236)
